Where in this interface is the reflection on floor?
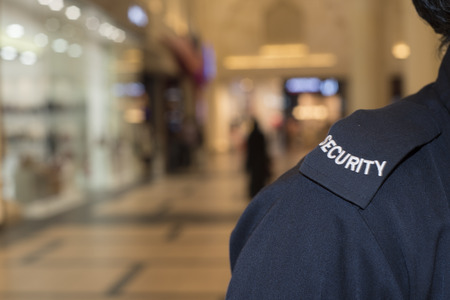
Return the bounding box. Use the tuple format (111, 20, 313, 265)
(0, 150, 306, 300)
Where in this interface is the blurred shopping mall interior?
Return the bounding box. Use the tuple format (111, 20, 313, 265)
(0, 0, 444, 299)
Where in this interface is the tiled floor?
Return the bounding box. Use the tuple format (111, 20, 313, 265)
(0, 150, 305, 300)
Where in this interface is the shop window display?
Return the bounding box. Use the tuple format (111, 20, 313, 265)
(284, 77, 345, 150)
(0, 0, 145, 219)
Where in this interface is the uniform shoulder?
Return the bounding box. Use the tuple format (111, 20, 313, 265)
(229, 163, 303, 268)
(300, 99, 441, 209)
(230, 159, 356, 270)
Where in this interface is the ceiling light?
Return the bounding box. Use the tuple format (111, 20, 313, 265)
(224, 54, 337, 70)
(34, 33, 49, 47)
(259, 44, 309, 57)
(392, 42, 410, 60)
(49, 0, 64, 11)
(6, 24, 25, 39)
(38, 0, 52, 5)
(114, 30, 126, 43)
(65, 6, 81, 20)
(86, 17, 100, 31)
(52, 38, 68, 53)
(128, 5, 148, 27)
(1, 46, 18, 61)
(20, 51, 38, 65)
(320, 79, 339, 96)
(99, 22, 114, 37)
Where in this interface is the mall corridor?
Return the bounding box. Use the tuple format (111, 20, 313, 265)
(1, 0, 443, 298)
(0, 151, 303, 300)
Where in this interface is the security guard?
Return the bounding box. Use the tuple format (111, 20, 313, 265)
(226, 1, 450, 298)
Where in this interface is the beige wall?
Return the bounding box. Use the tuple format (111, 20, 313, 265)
(189, 0, 442, 151)
(87, 0, 443, 153)
(401, 0, 441, 95)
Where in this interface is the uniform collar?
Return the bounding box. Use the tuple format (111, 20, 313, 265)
(299, 99, 440, 209)
(433, 47, 450, 113)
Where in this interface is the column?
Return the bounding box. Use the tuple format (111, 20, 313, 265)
(348, 0, 387, 114)
(86, 40, 111, 190)
(401, 0, 441, 95)
(205, 80, 231, 153)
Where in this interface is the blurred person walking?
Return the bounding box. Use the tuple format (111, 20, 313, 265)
(227, 0, 450, 298)
(245, 119, 271, 199)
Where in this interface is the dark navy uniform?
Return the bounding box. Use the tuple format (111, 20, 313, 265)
(226, 50, 450, 299)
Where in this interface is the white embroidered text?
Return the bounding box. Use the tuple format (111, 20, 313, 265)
(319, 135, 387, 177)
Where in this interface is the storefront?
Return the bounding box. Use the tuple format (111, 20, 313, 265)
(207, 75, 345, 163)
(0, 0, 147, 220)
(283, 77, 345, 149)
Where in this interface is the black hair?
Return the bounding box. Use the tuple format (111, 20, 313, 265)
(412, 0, 450, 47)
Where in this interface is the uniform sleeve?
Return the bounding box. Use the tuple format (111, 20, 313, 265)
(229, 166, 299, 269)
(226, 172, 406, 299)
